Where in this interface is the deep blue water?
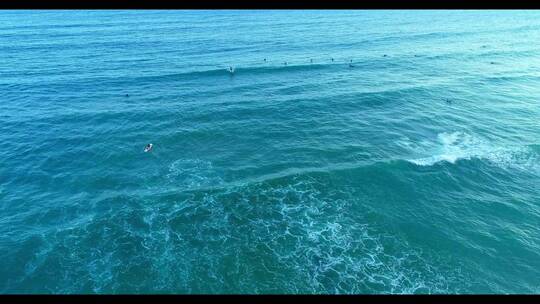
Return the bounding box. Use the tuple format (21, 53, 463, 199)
(1, 10, 540, 294)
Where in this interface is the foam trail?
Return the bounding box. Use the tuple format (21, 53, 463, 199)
(408, 132, 539, 171)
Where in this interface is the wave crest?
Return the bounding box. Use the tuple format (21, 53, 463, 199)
(408, 132, 538, 172)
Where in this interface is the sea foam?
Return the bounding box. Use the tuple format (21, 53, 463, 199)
(408, 132, 538, 172)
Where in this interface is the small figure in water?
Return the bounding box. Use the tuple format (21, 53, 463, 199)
(264, 58, 267, 62)
(383, 54, 388, 57)
(490, 62, 495, 64)
(284, 61, 287, 65)
(331, 58, 334, 62)
(229, 66, 234, 74)
(349, 59, 354, 67)
(125, 94, 129, 97)
(446, 98, 452, 104)
(144, 143, 153, 153)
(310, 59, 313, 63)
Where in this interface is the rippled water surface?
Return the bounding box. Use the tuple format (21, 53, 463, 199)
(1, 10, 540, 293)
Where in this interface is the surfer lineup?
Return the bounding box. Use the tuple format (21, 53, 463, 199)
(141, 51, 494, 152)
(222, 51, 499, 75)
(226, 54, 399, 74)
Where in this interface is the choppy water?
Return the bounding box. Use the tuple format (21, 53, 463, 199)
(1, 10, 540, 294)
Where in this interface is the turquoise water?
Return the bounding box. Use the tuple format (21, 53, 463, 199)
(1, 10, 540, 294)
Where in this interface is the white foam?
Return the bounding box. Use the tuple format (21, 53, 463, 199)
(408, 131, 538, 171)
(236, 179, 459, 294)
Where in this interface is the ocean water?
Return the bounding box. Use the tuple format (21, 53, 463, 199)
(1, 10, 540, 294)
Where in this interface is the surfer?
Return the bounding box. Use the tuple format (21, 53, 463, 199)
(383, 54, 388, 57)
(229, 66, 234, 74)
(331, 58, 334, 62)
(125, 94, 129, 97)
(284, 61, 287, 65)
(264, 58, 267, 62)
(349, 59, 354, 67)
(144, 143, 153, 152)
